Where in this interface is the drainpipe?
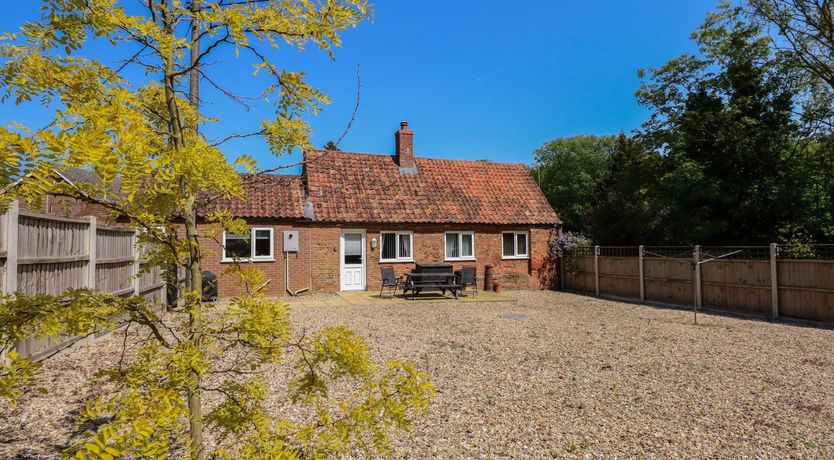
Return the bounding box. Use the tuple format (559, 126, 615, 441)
(285, 251, 309, 296)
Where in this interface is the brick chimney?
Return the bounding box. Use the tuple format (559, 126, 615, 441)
(395, 121, 416, 170)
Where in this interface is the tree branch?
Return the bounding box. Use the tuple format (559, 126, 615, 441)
(254, 64, 362, 175)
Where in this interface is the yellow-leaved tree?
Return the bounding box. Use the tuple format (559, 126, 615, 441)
(0, 1, 433, 458)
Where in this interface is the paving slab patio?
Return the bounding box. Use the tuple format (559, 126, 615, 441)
(337, 289, 515, 305)
(282, 289, 515, 308)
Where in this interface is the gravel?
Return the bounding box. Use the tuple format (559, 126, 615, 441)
(2, 290, 833, 458)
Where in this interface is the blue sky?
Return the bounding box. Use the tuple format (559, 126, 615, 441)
(0, 1, 717, 173)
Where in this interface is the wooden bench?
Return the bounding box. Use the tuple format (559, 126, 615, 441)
(403, 263, 461, 300)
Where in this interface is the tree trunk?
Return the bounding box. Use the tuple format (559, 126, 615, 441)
(183, 204, 204, 460)
(160, 1, 205, 457)
(184, 2, 205, 458)
(190, 0, 200, 112)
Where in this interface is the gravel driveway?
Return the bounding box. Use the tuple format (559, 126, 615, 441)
(2, 290, 833, 458)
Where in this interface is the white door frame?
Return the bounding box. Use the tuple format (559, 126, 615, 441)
(339, 229, 366, 291)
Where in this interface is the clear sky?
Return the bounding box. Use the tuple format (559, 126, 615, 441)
(0, 1, 718, 173)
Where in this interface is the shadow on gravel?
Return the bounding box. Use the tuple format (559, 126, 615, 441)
(54, 407, 114, 455)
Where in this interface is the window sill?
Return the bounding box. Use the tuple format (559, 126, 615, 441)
(221, 258, 276, 263)
(501, 256, 529, 260)
(379, 259, 414, 264)
(445, 258, 476, 262)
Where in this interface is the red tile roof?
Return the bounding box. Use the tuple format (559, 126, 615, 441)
(208, 174, 308, 219)
(303, 150, 560, 225)
(64, 151, 559, 225)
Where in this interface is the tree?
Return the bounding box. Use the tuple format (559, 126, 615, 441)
(745, 0, 834, 94)
(533, 135, 617, 234)
(323, 140, 339, 150)
(741, 0, 834, 243)
(0, 1, 433, 459)
(637, 5, 802, 244)
(588, 134, 662, 244)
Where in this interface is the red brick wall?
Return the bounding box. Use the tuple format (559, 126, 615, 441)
(310, 225, 341, 292)
(309, 223, 558, 293)
(197, 219, 312, 298)
(21, 195, 123, 226)
(196, 221, 557, 297)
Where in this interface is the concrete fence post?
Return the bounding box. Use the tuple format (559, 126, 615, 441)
(770, 243, 779, 319)
(86, 216, 97, 289)
(693, 245, 702, 311)
(133, 230, 141, 296)
(3, 200, 18, 295)
(81, 216, 97, 347)
(594, 245, 600, 296)
(0, 201, 16, 362)
(638, 245, 645, 303)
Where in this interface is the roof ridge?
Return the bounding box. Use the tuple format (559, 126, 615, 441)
(240, 172, 301, 178)
(305, 149, 527, 166)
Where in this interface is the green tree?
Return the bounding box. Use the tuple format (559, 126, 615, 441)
(0, 1, 433, 459)
(778, 139, 834, 240)
(742, 0, 834, 243)
(637, 5, 802, 244)
(745, 0, 834, 94)
(323, 140, 339, 150)
(533, 135, 617, 234)
(588, 134, 662, 244)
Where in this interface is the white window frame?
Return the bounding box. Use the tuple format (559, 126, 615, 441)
(444, 231, 476, 261)
(221, 227, 275, 262)
(379, 231, 414, 263)
(501, 231, 529, 260)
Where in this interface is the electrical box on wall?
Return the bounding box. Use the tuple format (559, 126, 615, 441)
(283, 230, 299, 252)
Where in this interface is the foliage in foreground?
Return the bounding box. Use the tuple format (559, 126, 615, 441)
(1, 289, 434, 458)
(0, 1, 433, 458)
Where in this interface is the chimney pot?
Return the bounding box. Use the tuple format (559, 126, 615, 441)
(400, 121, 408, 130)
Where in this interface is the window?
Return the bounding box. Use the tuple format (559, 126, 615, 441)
(445, 232, 475, 260)
(222, 227, 274, 261)
(380, 232, 412, 262)
(502, 231, 529, 259)
(343, 233, 363, 265)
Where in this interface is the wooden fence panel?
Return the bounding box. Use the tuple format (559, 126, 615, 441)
(0, 203, 166, 360)
(700, 260, 771, 315)
(95, 227, 135, 296)
(17, 213, 88, 260)
(561, 246, 834, 324)
(599, 256, 639, 277)
(643, 258, 693, 306)
(598, 256, 640, 299)
(0, 207, 6, 249)
(777, 260, 834, 322)
(96, 227, 134, 260)
(17, 260, 87, 296)
(563, 255, 595, 292)
(96, 262, 133, 295)
(136, 233, 165, 302)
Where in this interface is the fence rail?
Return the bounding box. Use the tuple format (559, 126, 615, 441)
(0, 201, 165, 360)
(563, 244, 834, 324)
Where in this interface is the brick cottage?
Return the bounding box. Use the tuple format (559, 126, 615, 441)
(199, 122, 562, 296)
(41, 122, 562, 297)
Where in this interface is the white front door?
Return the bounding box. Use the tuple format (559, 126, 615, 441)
(340, 230, 366, 291)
